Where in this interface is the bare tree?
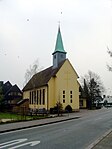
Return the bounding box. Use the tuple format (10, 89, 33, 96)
(107, 46, 112, 71)
(24, 59, 43, 85)
(81, 71, 105, 109)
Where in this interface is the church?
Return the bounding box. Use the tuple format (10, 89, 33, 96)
(23, 26, 80, 112)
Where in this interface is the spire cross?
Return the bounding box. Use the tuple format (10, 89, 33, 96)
(58, 11, 62, 27)
(58, 21, 60, 26)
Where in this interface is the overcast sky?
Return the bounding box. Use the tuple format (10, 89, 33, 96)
(0, 0, 112, 95)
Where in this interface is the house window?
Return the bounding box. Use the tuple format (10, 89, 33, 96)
(17, 93, 22, 96)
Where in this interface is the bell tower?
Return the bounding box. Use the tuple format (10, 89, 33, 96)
(52, 26, 67, 69)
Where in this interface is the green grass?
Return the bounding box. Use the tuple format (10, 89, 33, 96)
(0, 112, 18, 119)
(0, 112, 27, 120)
(0, 112, 48, 122)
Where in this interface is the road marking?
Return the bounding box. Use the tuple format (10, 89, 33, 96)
(0, 139, 40, 149)
(9, 141, 40, 149)
(0, 139, 27, 148)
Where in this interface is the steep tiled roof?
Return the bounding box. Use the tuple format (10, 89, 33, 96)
(3, 81, 12, 94)
(6, 84, 23, 95)
(23, 60, 66, 91)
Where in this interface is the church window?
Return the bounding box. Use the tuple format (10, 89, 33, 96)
(63, 95, 65, 98)
(63, 99, 65, 103)
(34, 91, 36, 104)
(29, 92, 31, 104)
(70, 100, 72, 103)
(63, 90, 65, 94)
(37, 90, 38, 104)
(54, 55, 56, 59)
(38, 90, 40, 104)
(63, 90, 65, 99)
(70, 90, 72, 99)
(40, 90, 41, 105)
(43, 89, 45, 105)
(32, 91, 33, 104)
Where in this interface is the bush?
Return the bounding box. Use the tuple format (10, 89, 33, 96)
(65, 105, 72, 113)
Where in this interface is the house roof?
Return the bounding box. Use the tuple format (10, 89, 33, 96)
(23, 59, 66, 91)
(3, 81, 12, 94)
(5, 84, 23, 96)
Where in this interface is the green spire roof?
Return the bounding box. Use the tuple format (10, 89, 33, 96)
(54, 26, 66, 53)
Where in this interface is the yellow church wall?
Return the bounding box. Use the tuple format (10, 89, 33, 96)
(48, 59, 80, 111)
(56, 60, 80, 111)
(48, 77, 55, 109)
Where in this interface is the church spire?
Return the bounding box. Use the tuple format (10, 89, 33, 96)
(53, 25, 66, 54)
(52, 26, 67, 69)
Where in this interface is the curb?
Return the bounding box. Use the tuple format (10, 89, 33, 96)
(0, 116, 80, 134)
(87, 129, 112, 149)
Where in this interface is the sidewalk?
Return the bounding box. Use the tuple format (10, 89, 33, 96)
(0, 112, 81, 133)
(91, 130, 112, 149)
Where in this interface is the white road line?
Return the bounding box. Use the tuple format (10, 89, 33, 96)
(0, 139, 27, 148)
(9, 141, 40, 149)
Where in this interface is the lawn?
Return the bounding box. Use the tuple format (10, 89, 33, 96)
(0, 112, 27, 120)
(0, 112, 48, 123)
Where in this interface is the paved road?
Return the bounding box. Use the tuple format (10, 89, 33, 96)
(0, 108, 112, 149)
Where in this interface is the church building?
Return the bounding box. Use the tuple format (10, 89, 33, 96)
(23, 26, 80, 112)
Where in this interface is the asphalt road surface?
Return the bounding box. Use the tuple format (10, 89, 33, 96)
(0, 108, 112, 149)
